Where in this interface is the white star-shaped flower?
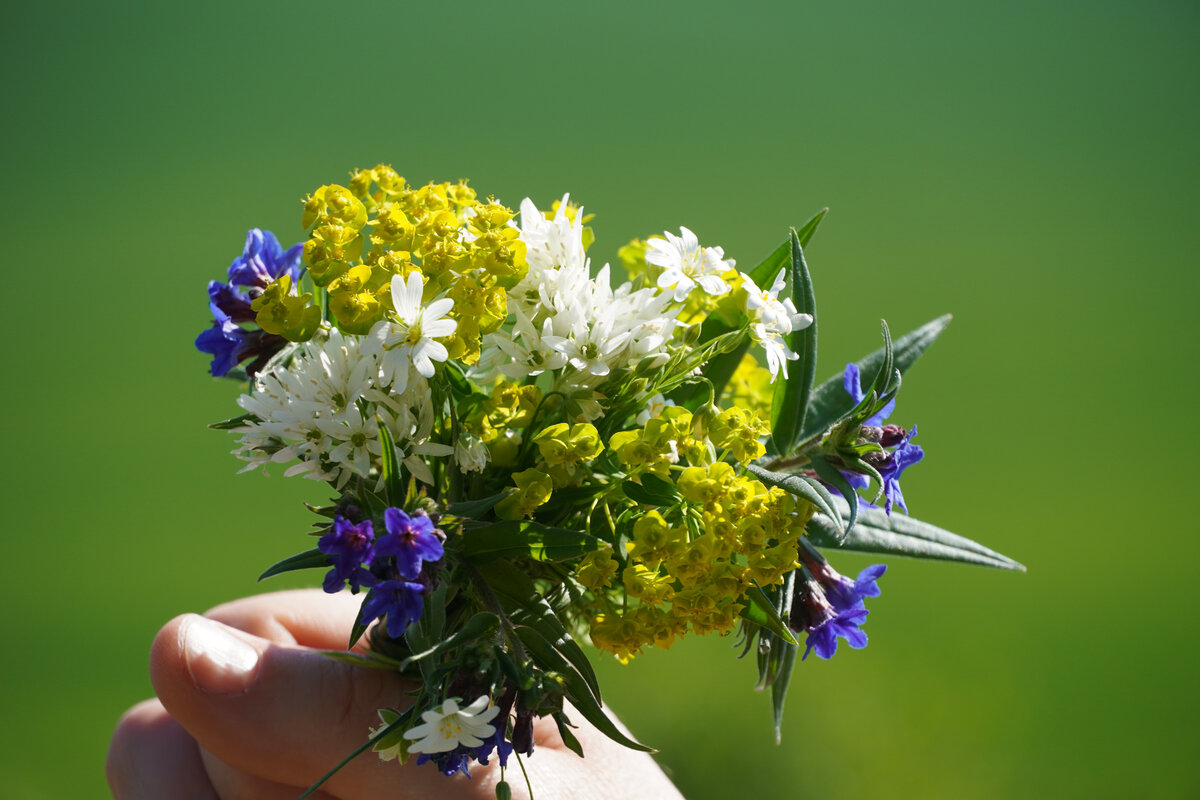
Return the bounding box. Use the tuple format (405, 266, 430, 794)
(741, 272, 813, 381)
(363, 272, 458, 393)
(403, 696, 500, 754)
(646, 226, 734, 302)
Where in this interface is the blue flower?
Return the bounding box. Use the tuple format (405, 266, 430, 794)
(360, 579, 426, 638)
(374, 508, 445, 580)
(790, 560, 885, 660)
(843, 362, 894, 426)
(318, 517, 377, 594)
(194, 303, 249, 377)
(226, 229, 303, 289)
(877, 426, 924, 515)
(415, 751, 472, 778)
(840, 363, 925, 515)
(196, 229, 302, 377)
(804, 606, 869, 660)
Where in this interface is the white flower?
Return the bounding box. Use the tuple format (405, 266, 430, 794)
(404, 696, 500, 754)
(646, 226, 734, 301)
(455, 433, 489, 473)
(363, 272, 458, 393)
(741, 272, 814, 381)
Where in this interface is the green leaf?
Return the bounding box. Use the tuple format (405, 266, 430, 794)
(515, 626, 654, 753)
(770, 638, 799, 745)
(347, 592, 372, 650)
(740, 581, 799, 646)
(395, 612, 500, 671)
(462, 521, 602, 562)
(793, 207, 828, 250)
(621, 478, 675, 507)
(258, 547, 330, 581)
(745, 465, 843, 538)
(809, 456, 860, 540)
(376, 416, 402, 507)
(799, 314, 952, 445)
(769, 229, 818, 455)
(808, 496, 1026, 571)
(316, 649, 404, 670)
(475, 560, 602, 703)
(553, 712, 585, 758)
(208, 412, 255, 430)
(639, 472, 678, 501)
(446, 490, 510, 520)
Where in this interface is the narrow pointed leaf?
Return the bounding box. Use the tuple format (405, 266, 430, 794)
(770, 229, 819, 456)
(258, 547, 330, 581)
(622, 478, 675, 507)
(446, 490, 510, 520)
(799, 314, 953, 444)
(475, 560, 602, 703)
(809, 456, 860, 540)
(347, 592, 372, 650)
(689, 209, 828, 409)
(740, 581, 800, 646)
(208, 412, 256, 430)
(515, 626, 655, 753)
(746, 465, 843, 538)
(808, 496, 1026, 571)
(770, 640, 799, 744)
(461, 520, 602, 562)
(376, 416, 402, 507)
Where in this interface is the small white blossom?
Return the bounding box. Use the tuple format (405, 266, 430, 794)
(741, 272, 814, 381)
(363, 272, 458, 393)
(404, 696, 500, 754)
(646, 226, 734, 301)
(455, 433, 490, 473)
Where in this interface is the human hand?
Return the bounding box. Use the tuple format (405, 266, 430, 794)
(107, 589, 683, 799)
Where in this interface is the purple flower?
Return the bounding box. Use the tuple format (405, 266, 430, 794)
(804, 606, 869, 660)
(196, 229, 302, 377)
(374, 508, 444, 580)
(844, 362, 895, 427)
(789, 560, 885, 660)
(360, 579, 426, 638)
(195, 303, 249, 377)
(840, 363, 925, 515)
(226, 229, 303, 289)
(473, 728, 514, 769)
(415, 751, 472, 778)
(318, 517, 377, 594)
(877, 426, 924, 514)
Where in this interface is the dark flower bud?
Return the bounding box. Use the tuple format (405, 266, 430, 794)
(880, 424, 907, 447)
(511, 704, 535, 756)
(788, 569, 837, 632)
(859, 425, 883, 444)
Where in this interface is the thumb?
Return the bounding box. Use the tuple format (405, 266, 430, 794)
(150, 612, 475, 799)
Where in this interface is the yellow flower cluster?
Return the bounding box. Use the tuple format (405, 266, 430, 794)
(254, 166, 527, 358)
(723, 353, 774, 420)
(581, 405, 813, 663)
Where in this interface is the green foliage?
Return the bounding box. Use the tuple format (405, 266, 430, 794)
(461, 520, 603, 562)
(808, 496, 1025, 571)
(769, 229, 819, 456)
(258, 547, 330, 581)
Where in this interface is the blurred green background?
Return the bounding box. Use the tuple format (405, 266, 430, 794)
(3, 1, 1197, 797)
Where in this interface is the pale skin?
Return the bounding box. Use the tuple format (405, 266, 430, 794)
(106, 589, 685, 800)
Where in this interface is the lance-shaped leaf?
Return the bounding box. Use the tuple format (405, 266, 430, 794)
(798, 314, 952, 445)
(770, 638, 799, 744)
(745, 464, 842, 539)
(376, 416, 402, 508)
(770, 229, 819, 456)
(740, 581, 799, 646)
(259, 547, 330, 581)
(515, 626, 654, 753)
(808, 496, 1025, 571)
(475, 560, 602, 703)
(809, 456, 861, 540)
(446, 490, 510, 520)
(687, 209, 828, 408)
(461, 520, 602, 562)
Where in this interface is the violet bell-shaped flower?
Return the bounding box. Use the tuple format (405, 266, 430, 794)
(374, 508, 445, 580)
(789, 551, 887, 660)
(317, 516, 376, 594)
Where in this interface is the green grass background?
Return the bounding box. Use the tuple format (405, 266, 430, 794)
(2, 1, 1197, 797)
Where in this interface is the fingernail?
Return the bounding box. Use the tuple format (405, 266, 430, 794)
(182, 616, 261, 695)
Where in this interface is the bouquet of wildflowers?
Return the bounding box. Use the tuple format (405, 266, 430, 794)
(195, 165, 1021, 797)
